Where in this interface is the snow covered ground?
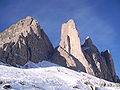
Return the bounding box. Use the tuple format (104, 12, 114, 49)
(0, 61, 120, 90)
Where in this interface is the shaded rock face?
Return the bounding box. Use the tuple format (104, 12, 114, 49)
(101, 50, 120, 83)
(101, 50, 116, 77)
(0, 16, 54, 66)
(82, 37, 120, 83)
(82, 37, 111, 80)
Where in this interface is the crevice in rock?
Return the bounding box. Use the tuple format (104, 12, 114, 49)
(67, 35, 71, 53)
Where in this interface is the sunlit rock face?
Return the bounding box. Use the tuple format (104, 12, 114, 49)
(52, 19, 120, 83)
(60, 19, 85, 62)
(52, 20, 92, 73)
(0, 16, 54, 66)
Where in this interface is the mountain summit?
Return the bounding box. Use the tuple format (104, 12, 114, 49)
(52, 19, 120, 83)
(0, 16, 54, 66)
(0, 17, 119, 83)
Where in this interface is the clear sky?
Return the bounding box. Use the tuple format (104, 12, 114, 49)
(0, 0, 120, 77)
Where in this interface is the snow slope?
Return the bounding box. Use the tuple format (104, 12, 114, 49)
(0, 61, 120, 90)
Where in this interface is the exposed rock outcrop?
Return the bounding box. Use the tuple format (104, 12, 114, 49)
(52, 19, 120, 83)
(0, 16, 54, 66)
(82, 37, 111, 81)
(82, 37, 103, 77)
(51, 46, 86, 71)
(101, 50, 120, 83)
(52, 20, 93, 73)
(82, 37, 120, 83)
(0, 17, 119, 83)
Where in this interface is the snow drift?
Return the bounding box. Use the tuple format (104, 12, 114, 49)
(0, 61, 120, 90)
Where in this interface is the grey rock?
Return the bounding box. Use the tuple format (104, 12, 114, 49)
(82, 37, 104, 77)
(52, 19, 120, 83)
(101, 50, 120, 83)
(0, 17, 119, 83)
(82, 36, 120, 83)
(0, 16, 54, 66)
(52, 20, 92, 73)
(51, 46, 86, 71)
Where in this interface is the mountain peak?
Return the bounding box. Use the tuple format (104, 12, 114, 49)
(17, 16, 39, 27)
(0, 17, 54, 66)
(85, 36, 90, 40)
(0, 17, 119, 83)
(84, 36, 93, 47)
(53, 19, 91, 72)
(67, 19, 75, 24)
(60, 19, 84, 59)
(105, 49, 111, 54)
(26, 16, 33, 19)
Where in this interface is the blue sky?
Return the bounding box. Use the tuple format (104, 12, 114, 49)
(0, 0, 120, 77)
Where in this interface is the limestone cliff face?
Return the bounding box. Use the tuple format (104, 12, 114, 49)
(82, 37, 120, 83)
(60, 19, 83, 58)
(52, 20, 93, 73)
(82, 37, 110, 80)
(101, 50, 120, 83)
(51, 46, 86, 71)
(101, 50, 116, 77)
(0, 16, 54, 66)
(82, 37, 102, 76)
(52, 19, 120, 83)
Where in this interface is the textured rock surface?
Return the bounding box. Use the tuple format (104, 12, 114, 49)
(0, 16, 54, 66)
(101, 50, 120, 83)
(101, 50, 116, 77)
(82, 37, 120, 83)
(51, 46, 86, 71)
(82, 37, 110, 80)
(52, 19, 120, 83)
(0, 17, 119, 83)
(52, 20, 92, 73)
(60, 19, 85, 61)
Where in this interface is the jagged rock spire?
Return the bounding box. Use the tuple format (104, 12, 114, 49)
(84, 36, 93, 47)
(82, 37, 120, 83)
(60, 19, 85, 61)
(53, 19, 120, 83)
(101, 50, 116, 77)
(101, 50, 120, 82)
(52, 19, 92, 72)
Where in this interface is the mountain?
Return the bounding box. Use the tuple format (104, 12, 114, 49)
(52, 19, 120, 83)
(0, 16, 119, 84)
(0, 61, 120, 90)
(82, 37, 119, 82)
(0, 16, 54, 66)
(51, 19, 87, 72)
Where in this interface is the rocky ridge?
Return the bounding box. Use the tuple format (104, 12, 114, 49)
(0, 17, 119, 83)
(52, 19, 120, 83)
(82, 37, 119, 82)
